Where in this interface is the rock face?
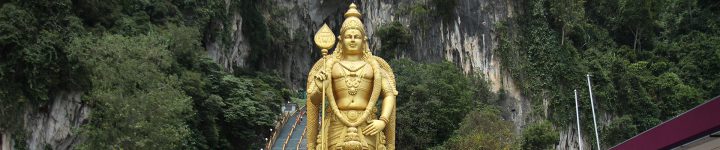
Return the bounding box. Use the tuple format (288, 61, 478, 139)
(209, 0, 531, 132)
(1, 132, 11, 150)
(12, 1, 593, 149)
(557, 126, 590, 150)
(206, 0, 530, 132)
(24, 91, 88, 150)
(209, 0, 590, 148)
(205, 12, 252, 72)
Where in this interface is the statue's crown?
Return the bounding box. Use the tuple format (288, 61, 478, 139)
(344, 3, 361, 18)
(340, 3, 365, 35)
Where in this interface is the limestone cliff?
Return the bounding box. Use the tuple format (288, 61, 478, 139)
(206, 0, 589, 149)
(208, 0, 528, 130)
(23, 91, 88, 150)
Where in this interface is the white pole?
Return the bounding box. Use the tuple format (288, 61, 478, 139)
(574, 89, 583, 150)
(586, 74, 601, 150)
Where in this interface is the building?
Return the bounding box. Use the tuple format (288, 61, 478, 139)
(283, 101, 298, 114)
(611, 96, 720, 150)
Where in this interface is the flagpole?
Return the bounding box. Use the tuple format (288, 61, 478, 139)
(586, 74, 601, 150)
(574, 89, 583, 150)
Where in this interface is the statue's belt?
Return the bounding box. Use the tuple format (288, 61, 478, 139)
(329, 109, 375, 122)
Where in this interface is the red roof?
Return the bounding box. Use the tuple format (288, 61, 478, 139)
(611, 96, 720, 150)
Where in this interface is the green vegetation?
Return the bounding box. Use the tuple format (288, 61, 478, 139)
(497, 0, 720, 148)
(1, 0, 718, 149)
(0, 1, 89, 132)
(400, 0, 455, 30)
(601, 115, 638, 147)
(408, 3, 431, 30)
(0, 0, 287, 149)
(69, 32, 192, 149)
(239, 0, 271, 69)
(521, 121, 559, 150)
(391, 59, 497, 149)
(432, 0, 458, 22)
(377, 21, 412, 59)
(433, 107, 518, 150)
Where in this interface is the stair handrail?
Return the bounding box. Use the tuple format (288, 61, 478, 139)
(296, 127, 306, 150)
(282, 107, 305, 150)
(267, 106, 305, 150)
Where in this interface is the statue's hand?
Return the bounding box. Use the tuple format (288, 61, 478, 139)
(314, 70, 328, 87)
(314, 70, 328, 81)
(362, 120, 386, 135)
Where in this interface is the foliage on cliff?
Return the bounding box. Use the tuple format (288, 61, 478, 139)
(432, 107, 518, 150)
(0, 0, 286, 149)
(68, 32, 193, 149)
(391, 59, 498, 149)
(377, 21, 412, 59)
(521, 121, 559, 149)
(1, 0, 718, 149)
(497, 0, 719, 148)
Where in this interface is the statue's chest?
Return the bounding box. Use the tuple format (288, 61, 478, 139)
(330, 62, 374, 80)
(331, 62, 374, 96)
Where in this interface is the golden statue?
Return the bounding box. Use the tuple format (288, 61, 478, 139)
(306, 3, 397, 150)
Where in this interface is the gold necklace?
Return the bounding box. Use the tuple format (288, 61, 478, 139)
(339, 61, 367, 96)
(339, 61, 366, 72)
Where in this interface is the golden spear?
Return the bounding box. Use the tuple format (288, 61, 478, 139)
(313, 23, 335, 150)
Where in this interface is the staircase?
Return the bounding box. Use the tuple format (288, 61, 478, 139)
(270, 108, 307, 150)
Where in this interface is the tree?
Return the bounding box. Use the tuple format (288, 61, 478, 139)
(602, 115, 638, 147)
(377, 21, 412, 59)
(68, 33, 191, 149)
(0, 1, 88, 133)
(548, 0, 586, 45)
(392, 59, 493, 149)
(435, 107, 517, 150)
(521, 121, 559, 150)
(0, 0, 288, 149)
(616, 0, 660, 51)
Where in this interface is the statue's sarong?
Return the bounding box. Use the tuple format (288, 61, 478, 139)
(325, 109, 381, 150)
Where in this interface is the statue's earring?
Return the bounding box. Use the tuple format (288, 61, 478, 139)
(336, 35, 343, 54)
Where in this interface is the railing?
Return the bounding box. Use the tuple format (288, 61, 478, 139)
(266, 106, 302, 150)
(296, 127, 306, 150)
(266, 106, 305, 150)
(281, 107, 305, 150)
(265, 115, 285, 150)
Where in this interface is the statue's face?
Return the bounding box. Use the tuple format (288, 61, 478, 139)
(342, 29, 364, 54)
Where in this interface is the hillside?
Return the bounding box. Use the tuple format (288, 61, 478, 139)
(0, 0, 718, 149)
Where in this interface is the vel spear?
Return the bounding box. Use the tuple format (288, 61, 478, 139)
(313, 23, 335, 150)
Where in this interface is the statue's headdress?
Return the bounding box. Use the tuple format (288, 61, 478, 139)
(340, 3, 365, 35)
(334, 3, 372, 59)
